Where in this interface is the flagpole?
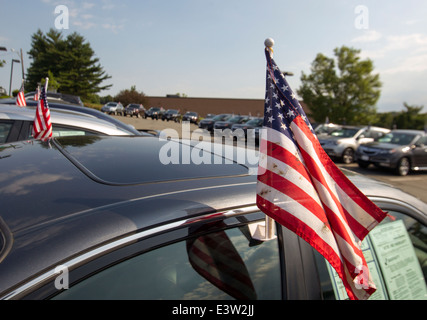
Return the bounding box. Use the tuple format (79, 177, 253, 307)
(250, 38, 278, 242)
(44, 77, 49, 92)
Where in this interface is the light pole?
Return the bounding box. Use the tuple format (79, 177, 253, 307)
(9, 59, 20, 96)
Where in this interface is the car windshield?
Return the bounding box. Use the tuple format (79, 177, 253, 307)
(330, 128, 359, 138)
(213, 114, 231, 121)
(377, 132, 417, 145)
(246, 118, 263, 126)
(151, 108, 160, 111)
(228, 116, 245, 123)
(186, 112, 197, 116)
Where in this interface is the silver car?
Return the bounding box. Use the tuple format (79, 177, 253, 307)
(101, 102, 124, 115)
(319, 125, 390, 164)
(0, 104, 139, 143)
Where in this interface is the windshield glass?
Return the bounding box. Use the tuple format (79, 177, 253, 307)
(213, 114, 231, 121)
(330, 128, 359, 138)
(246, 118, 263, 126)
(377, 132, 417, 145)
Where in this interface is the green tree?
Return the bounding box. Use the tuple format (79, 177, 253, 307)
(114, 86, 148, 106)
(26, 29, 112, 100)
(298, 46, 381, 125)
(394, 103, 425, 130)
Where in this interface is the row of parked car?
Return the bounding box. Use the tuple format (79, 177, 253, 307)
(315, 123, 427, 176)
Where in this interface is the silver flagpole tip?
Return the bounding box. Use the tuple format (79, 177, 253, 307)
(264, 38, 274, 48)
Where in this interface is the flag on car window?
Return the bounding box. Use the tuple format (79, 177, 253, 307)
(256, 47, 387, 300)
(32, 85, 52, 141)
(16, 81, 26, 107)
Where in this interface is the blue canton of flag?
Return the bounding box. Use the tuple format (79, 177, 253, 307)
(263, 52, 314, 143)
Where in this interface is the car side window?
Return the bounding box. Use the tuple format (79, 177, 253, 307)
(0, 122, 13, 143)
(314, 210, 427, 300)
(52, 223, 282, 300)
(27, 124, 99, 138)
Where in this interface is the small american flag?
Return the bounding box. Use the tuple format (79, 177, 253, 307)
(32, 85, 52, 141)
(34, 86, 40, 101)
(256, 48, 387, 300)
(16, 81, 26, 107)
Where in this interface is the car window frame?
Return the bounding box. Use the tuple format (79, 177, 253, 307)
(10, 206, 291, 300)
(307, 197, 427, 300)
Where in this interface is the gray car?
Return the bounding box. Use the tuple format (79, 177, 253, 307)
(0, 135, 425, 301)
(356, 129, 427, 176)
(0, 104, 141, 143)
(319, 126, 390, 164)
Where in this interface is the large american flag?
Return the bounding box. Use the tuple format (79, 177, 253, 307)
(32, 85, 52, 141)
(256, 48, 387, 300)
(16, 81, 26, 107)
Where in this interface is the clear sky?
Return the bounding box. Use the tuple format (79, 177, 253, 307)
(1, 0, 426, 112)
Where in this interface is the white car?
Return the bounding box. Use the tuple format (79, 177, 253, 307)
(101, 102, 124, 115)
(319, 125, 390, 164)
(0, 104, 139, 144)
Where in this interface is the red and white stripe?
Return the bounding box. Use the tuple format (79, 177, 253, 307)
(32, 91, 52, 141)
(16, 84, 26, 107)
(257, 117, 386, 300)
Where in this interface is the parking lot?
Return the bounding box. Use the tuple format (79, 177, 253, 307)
(116, 115, 427, 203)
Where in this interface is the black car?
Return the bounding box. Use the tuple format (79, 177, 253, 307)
(231, 117, 263, 142)
(198, 113, 232, 132)
(124, 104, 145, 118)
(145, 107, 163, 120)
(356, 129, 427, 176)
(214, 115, 250, 130)
(0, 135, 426, 301)
(161, 109, 181, 122)
(182, 111, 199, 124)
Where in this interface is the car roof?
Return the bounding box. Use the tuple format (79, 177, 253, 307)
(389, 129, 425, 135)
(0, 135, 425, 297)
(0, 104, 134, 136)
(0, 100, 141, 135)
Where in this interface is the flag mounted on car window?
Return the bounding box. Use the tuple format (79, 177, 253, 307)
(32, 84, 52, 141)
(16, 81, 26, 107)
(256, 46, 387, 300)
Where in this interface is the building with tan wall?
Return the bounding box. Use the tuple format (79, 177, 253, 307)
(146, 95, 311, 120)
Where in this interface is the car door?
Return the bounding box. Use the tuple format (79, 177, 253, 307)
(412, 136, 427, 168)
(20, 207, 301, 300)
(311, 200, 427, 300)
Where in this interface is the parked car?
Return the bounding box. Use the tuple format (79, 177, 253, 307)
(1, 92, 84, 106)
(0, 135, 425, 300)
(144, 107, 163, 120)
(198, 113, 232, 132)
(232, 117, 263, 142)
(124, 104, 145, 118)
(161, 109, 181, 122)
(0, 105, 143, 143)
(318, 126, 390, 164)
(182, 111, 199, 124)
(314, 123, 342, 137)
(214, 115, 250, 130)
(355, 129, 427, 176)
(101, 102, 124, 115)
(0, 101, 141, 136)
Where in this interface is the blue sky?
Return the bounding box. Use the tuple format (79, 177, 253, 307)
(1, 0, 427, 112)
